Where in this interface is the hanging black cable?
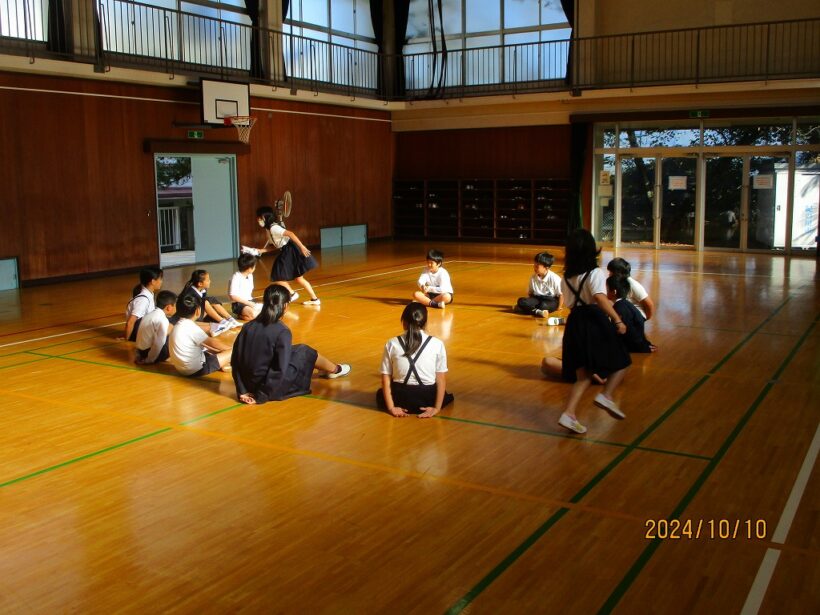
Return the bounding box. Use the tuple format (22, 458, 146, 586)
(435, 0, 447, 94)
(425, 0, 438, 97)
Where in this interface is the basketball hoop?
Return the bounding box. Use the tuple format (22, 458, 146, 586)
(225, 116, 257, 144)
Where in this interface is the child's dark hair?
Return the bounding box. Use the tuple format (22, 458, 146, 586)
(256, 284, 290, 326)
(426, 249, 444, 265)
(184, 270, 208, 290)
(176, 294, 200, 320)
(606, 275, 630, 299)
(400, 302, 428, 357)
(607, 257, 631, 278)
(534, 252, 554, 268)
(256, 206, 276, 229)
(237, 253, 257, 271)
(563, 229, 601, 279)
(132, 267, 163, 297)
(156, 290, 177, 309)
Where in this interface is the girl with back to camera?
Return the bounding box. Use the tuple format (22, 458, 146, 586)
(377, 302, 454, 418)
(255, 206, 321, 305)
(231, 284, 350, 404)
(557, 229, 631, 434)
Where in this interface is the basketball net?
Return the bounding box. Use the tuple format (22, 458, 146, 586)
(225, 116, 257, 144)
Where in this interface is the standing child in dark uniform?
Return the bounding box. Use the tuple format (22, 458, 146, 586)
(606, 276, 656, 353)
(255, 207, 321, 305)
(377, 302, 454, 418)
(557, 229, 631, 434)
(231, 284, 350, 404)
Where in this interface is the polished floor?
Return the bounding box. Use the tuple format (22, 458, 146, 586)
(0, 241, 817, 613)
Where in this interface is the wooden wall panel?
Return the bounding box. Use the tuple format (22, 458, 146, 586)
(394, 125, 572, 180)
(0, 72, 393, 282)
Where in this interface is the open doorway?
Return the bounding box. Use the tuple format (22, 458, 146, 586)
(154, 154, 238, 268)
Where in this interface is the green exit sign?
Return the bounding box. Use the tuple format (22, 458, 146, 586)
(187, 130, 204, 139)
(689, 110, 710, 118)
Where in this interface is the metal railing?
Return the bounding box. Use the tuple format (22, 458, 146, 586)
(1, 1, 818, 101)
(158, 206, 182, 251)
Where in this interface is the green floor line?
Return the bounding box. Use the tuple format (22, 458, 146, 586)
(0, 428, 173, 488)
(0, 332, 114, 358)
(0, 356, 53, 372)
(0, 401, 247, 489)
(444, 296, 793, 614)
(304, 394, 712, 461)
(597, 313, 819, 614)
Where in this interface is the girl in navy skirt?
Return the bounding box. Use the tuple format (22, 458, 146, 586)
(255, 207, 321, 305)
(557, 229, 631, 434)
(377, 302, 454, 418)
(231, 284, 350, 404)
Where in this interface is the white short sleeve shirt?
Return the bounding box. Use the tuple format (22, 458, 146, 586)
(529, 269, 562, 297)
(561, 268, 607, 308)
(126, 287, 155, 320)
(627, 277, 649, 318)
(417, 267, 454, 294)
(169, 318, 209, 376)
(266, 224, 290, 249)
(380, 332, 448, 385)
(135, 307, 170, 363)
(229, 271, 255, 303)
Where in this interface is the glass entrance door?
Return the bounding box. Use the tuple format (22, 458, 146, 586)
(619, 156, 655, 245)
(704, 156, 743, 249)
(748, 155, 788, 251)
(660, 156, 696, 247)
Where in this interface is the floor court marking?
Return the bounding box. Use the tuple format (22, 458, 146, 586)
(598, 313, 818, 614)
(0, 387, 650, 526)
(0, 323, 124, 349)
(740, 421, 820, 614)
(445, 296, 794, 614)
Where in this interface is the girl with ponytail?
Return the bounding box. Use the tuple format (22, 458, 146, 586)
(231, 284, 350, 404)
(377, 302, 454, 418)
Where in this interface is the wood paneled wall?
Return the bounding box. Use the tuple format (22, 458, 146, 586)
(0, 72, 393, 282)
(394, 125, 572, 180)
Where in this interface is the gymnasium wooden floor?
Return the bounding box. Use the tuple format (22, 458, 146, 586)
(0, 241, 817, 614)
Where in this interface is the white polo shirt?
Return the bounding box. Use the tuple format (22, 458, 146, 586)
(529, 269, 562, 297)
(265, 224, 289, 249)
(381, 332, 448, 385)
(135, 307, 170, 363)
(562, 268, 607, 308)
(229, 271, 255, 303)
(417, 267, 454, 294)
(126, 287, 155, 320)
(169, 318, 208, 376)
(627, 277, 649, 318)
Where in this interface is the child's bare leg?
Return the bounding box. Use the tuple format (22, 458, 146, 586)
(295, 276, 318, 300)
(541, 357, 563, 377)
(434, 292, 452, 305)
(240, 306, 255, 321)
(414, 290, 432, 305)
(565, 368, 591, 418)
(314, 353, 338, 373)
(217, 349, 232, 370)
(214, 303, 232, 320)
(272, 280, 294, 294)
(602, 367, 628, 399)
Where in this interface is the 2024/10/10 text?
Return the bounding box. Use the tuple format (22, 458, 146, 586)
(645, 519, 767, 540)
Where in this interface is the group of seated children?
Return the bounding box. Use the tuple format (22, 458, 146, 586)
(125, 254, 263, 378)
(122, 243, 654, 432)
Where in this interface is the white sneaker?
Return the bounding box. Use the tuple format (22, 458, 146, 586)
(558, 413, 587, 434)
(303, 297, 321, 306)
(594, 393, 625, 419)
(228, 317, 241, 328)
(547, 317, 566, 326)
(290, 291, 300, 302)
(325, 363, 351, 379)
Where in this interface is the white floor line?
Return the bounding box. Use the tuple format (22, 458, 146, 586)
(0, 322, 125, 349)
(740, 420, 820, 615)
(2, 263, 425, 349)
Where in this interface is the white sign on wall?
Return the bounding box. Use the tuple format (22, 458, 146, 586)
(668, 176, 688, 190)
(753, 174, 774, 189)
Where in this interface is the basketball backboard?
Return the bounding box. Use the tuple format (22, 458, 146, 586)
(200, 79, 250, 125)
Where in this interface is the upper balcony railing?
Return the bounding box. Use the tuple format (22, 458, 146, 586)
(1, 0, 818, 101)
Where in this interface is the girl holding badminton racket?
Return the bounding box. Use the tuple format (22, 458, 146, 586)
(250, 206, 321, 305)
